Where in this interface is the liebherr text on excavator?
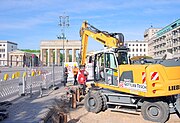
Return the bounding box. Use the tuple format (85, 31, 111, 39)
(79, 21, 180, 123)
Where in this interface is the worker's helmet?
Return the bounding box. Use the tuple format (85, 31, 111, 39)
(74, 64, 76, 67)
(65, 64, 68, 67)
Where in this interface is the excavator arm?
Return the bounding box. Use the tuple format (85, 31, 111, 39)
(80, 21, 124, 65)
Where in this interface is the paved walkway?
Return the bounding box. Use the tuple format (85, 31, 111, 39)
(2, 84, 66, 123)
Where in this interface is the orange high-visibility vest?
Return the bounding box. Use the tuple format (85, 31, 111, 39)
(73, 67, 79, 75)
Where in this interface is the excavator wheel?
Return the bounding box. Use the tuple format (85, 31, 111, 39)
(84, 91, 103, 113)
(141, 101, 170, 123)
(100, 94, 107, 111)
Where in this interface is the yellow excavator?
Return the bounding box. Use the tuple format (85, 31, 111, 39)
(79, 21, 180, 123)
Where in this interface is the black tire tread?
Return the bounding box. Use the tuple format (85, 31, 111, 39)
(141, 101, 169, 123)
(84, 91, 103, 113)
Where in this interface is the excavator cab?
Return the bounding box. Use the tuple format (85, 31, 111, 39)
(94, 48, 128, 86)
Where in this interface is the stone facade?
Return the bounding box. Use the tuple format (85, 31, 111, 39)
(8, 50, 37, 67)
(40, 40, 81, 66)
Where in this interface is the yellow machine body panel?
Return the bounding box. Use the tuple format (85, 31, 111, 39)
(95, 64, 180, 97)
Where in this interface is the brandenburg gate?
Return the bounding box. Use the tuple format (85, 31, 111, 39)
(40, 40, 81, 66)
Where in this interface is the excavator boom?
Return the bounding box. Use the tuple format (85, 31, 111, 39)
(80, 21, 124, 65)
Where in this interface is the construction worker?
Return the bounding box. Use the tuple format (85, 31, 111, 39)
(72, 64, 79, 85)
(63, 64, 69, 87)
(78, 65, 89, 95)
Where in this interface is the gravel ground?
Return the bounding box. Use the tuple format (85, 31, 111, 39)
(67, 102, 180, 123)
(1, 85, 180, 123)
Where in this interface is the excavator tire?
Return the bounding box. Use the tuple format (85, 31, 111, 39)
(84, 91, 103, 113)
(141, 101, 169, 123)
(100, 94, 107, 111)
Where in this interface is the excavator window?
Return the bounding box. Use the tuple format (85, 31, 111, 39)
(105, 53, 117, 69)
(116, 52, 128, 65)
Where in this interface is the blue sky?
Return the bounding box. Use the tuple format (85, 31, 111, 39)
(0, 0, 180, 51)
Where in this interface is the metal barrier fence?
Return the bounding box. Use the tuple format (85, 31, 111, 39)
(0, 66, 62, 101)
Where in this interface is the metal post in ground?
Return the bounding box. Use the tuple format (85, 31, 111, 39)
(21, 65, 27, 96)
(52, 64, 59, 90)
(72, 89, 77, 108)
(52, 63, 55, 87)
(76, 88, 80, 102)
(30, 84, 32, 98)
(39, 82, 43, 97)
(22, 77, 26, 96)
(58, 13, 69, 84)
(30, 62, 32, 98)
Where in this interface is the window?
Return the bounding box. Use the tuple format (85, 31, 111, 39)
(140, 44, 142, 46)
(0, 44, 1, 46)
(132, 49, 134, 52)
(140, 49, 142, 52)
(144, 44, 146, 46)
(136, 49, 138, 52)
(116, 52, 128, 65)
(129, 44, 131, 46)
(0, 49, 5, 52)
(136, 44, 138, 46)
(3, 54, 5, 58)
(105, 53, 117, 68)
(132, 44, 134, 46)
(3, 44, 5, 46)
(144, 49, 146, 52)
(0, 54, 1, 58)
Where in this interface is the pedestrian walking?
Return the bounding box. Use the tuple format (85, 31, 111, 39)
(72, 64, 79, 85)
(63, 64, 69, 87)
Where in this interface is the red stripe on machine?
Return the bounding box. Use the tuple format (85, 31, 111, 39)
(142, 72, 146, 84)
(151, 72, 159, 80)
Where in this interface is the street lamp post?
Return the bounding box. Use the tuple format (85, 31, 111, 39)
(58, 13, 69, 82)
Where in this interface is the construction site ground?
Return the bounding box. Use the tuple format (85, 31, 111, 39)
(1, 83, 180, 123)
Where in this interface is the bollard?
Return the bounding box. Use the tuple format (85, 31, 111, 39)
(72, 90, 77, 109)
(4, 74, 9, 81)
(12, 73, 15, 79)
(17, 71, 20, 78)
(31, 71, 35, 76)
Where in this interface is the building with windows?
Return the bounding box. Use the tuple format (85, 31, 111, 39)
(124, 40, 148, 58)
(144, 28, 161, 57)
(146, 19, 180, 59)
(8, 50, 39, 67)
(144, 27, 161, 42)
(0, 40, 17, 66)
